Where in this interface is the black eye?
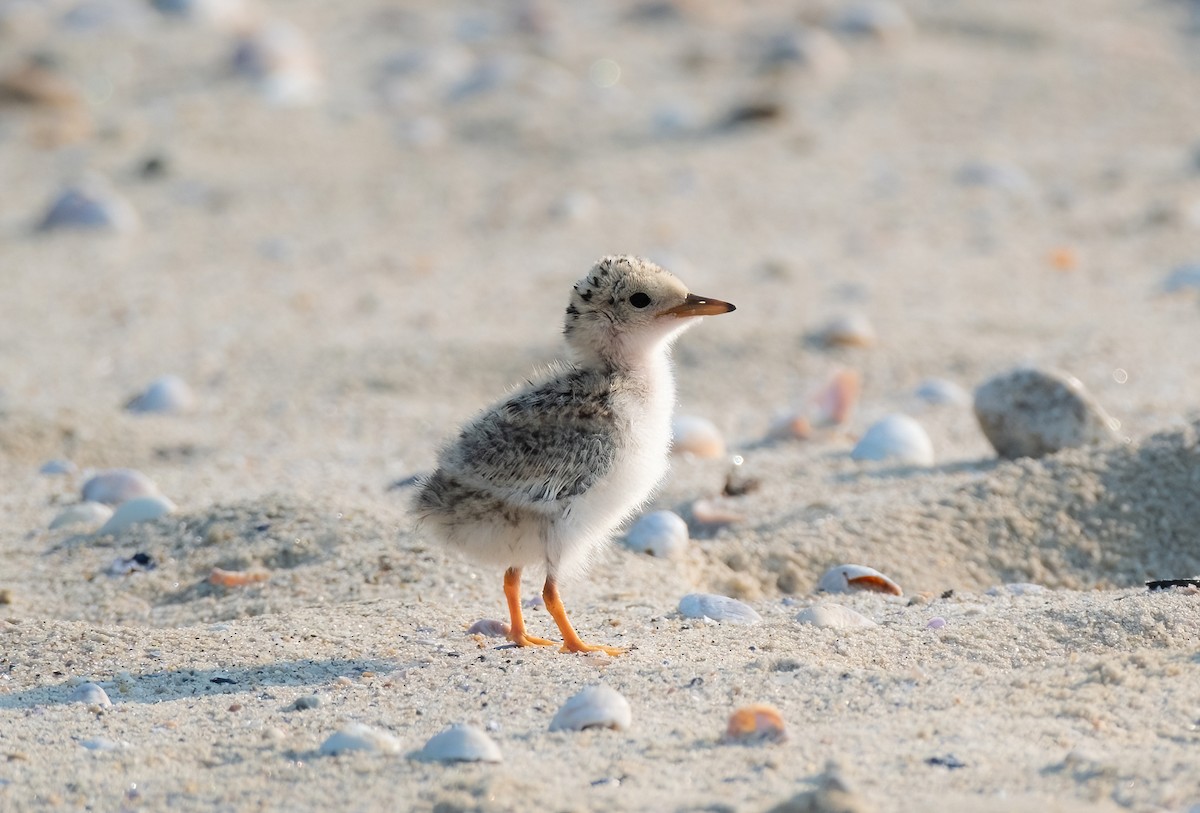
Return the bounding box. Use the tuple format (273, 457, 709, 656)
(629, 292, 651, 309)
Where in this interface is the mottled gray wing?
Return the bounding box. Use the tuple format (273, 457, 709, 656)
(444, 379, 617, 510)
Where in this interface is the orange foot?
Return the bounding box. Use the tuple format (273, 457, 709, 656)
(559, 640, 626, 657)
(509, 631, 557, 648)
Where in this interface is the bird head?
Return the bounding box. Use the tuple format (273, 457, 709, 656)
(564, 255, 735, 368)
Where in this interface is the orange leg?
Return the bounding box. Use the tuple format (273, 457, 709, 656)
(542, 577, 626, 656)
(504, 567, 555, 648)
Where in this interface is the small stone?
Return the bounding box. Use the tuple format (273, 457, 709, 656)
(79, 737, 120, 751)
(49, 502, 113, 531)
(816, 314, 876, 348)
(81, 469, 159, 506)
(973, 368, 1117, 459)
(623, 510, 689, 558)
(678, 593, 762, 625)
(39, 459, 77, 476)
(413, 723, 502, 763)
(232, 19, 322, 107)
(318, 723, 402, 756)
(466, 619, 510, 638)
(35, 175, 138, 233)
(851, 414, 934, 466)
(96, 495, 176, 536)
(914, 378, 971, 407)
(671, 415, 725, 458)
(286, 695, 321, 711)
(796, 604, 877, 629)
(1160, 263, 1200, 295)
(71, 683, 112, 707)
(125, 375, 194, 414)
(549, 685, 632, 732)
(830, 1, 914, 43)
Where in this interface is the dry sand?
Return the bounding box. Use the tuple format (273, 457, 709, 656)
(3, 0, 1200, 811)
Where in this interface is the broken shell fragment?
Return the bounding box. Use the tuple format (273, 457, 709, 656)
(678, 593, 762, 625)
(817, 564, 902, 596)
(96, 495, 176, 536)
(548, 685, 632, 732)
(973, 368, 1117, 459)
(623, 510, 689, 558)
(796, 604, 877, 629)
(467, 619, 510, 638)
(414, 723, 502, 763)
(126, 375, 194, 414)
(851, 414, 934, 466)
(723, 704, 787, 745)
(812, 368, 861, 426)
(209, 567, 270, 587)
(671, 415, 725, 458)
(319, 723, 401, 756)
(81, 469, 159, 506)
(689, 498, 745, 526)
(49, 501, 113, 531)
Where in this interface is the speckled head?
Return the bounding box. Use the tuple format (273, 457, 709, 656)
(563, 255, 734, 367)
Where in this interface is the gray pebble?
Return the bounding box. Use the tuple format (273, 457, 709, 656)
(71, 682, 112, 707)
(287, 695, 321, 711)
(973, 368, 1117, 459)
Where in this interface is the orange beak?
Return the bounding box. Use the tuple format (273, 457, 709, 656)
(661, 293, 736, 319)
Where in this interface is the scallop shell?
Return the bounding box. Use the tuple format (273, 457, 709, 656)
(548, 685, 632, 732)
(414, 723, 502, 763)
(71, 682, 112, 707)
(623, 510, 689, 558)
(817, 565, 902, 596)
(973, 368, 1117, 459)
(723, 704, 787, 745)
(467, 619, 510, 638)
(126, 375, 194, 414)
(49, 501, 113, 531)
(795, 604, 877, 629)
(671, 415, 726, 458)
(81, 469, 159, 506)
(851, 414, 934, 466)
(678, 593, 762, 625)
(319, 723, 402, 756)
(96, 495, 176, 536)
(818, 314, 875, 348)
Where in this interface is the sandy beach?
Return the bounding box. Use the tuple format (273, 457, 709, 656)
(3, 1, 1200, 810)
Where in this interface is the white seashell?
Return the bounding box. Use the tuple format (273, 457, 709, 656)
(914, 378, 971, 407)
(35, 175, 138, 233)
(50, 501, 113, 531)
(831, 1, 914, 42)
(796, 604, 877, 629)
(851, 414, 934, 466)
(126, 375, 194, 414)
(81, 469, 159, 506)
(678, 593, 762, 625)
(1161, 263, 1200, 295)
(96, 495, 176, 536)
(817, 314, 875, 348)
(39, 459, 77, 476)
(71, 682, 112, 707)
(232, 20, 322, 107)
(817, 564, 902, 596)
(467, 619, 510, 638)
(548, 685, 632, 732)
(671, 415, 725, 458)
(623, 510, 689, 558)
(414, 723, 502, 763)
(973, 368, 1117, 459)
(79, 737, 122, 750)
(319, 723, 402, 756)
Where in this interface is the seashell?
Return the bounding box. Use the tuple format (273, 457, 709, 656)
(671, 415, 725, 458)
(39, 459, 77, 476)
(467, 619, 510, 638)
(50, 501, 113, 531)
(914, 378, 971, 407)
(926, 617, 946, 629)
(81, 469, 159, 506)
(689, 498, 745, 526)
(767, 412, 813, 441)
(817, 564, 902, 596)
(851, 414, 934, 466)
(723, 704, 787, 745)
(548, 685, 632, 732)
(973, 368, 1117, 459)
(830, 1, 914, 43)
(232, 20, 322, 107)
(125, 375, 194, 414)
(35, 175, 138, 233)
(209, 567, 270, 587)
(96, 495, 176, 536)
(413, 723, 502, 763)
(1161, 263, 1200, 295)
(71, 682, 112, 707)
(623, 510, 689, 558)
(79, 737, 121, 751)
(817, 314, 875, 348)
(678, 593, 761, 625)
(757, 28, 850, 80)
(319, 723, 402, 756)
(795, 604, 877, 629)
